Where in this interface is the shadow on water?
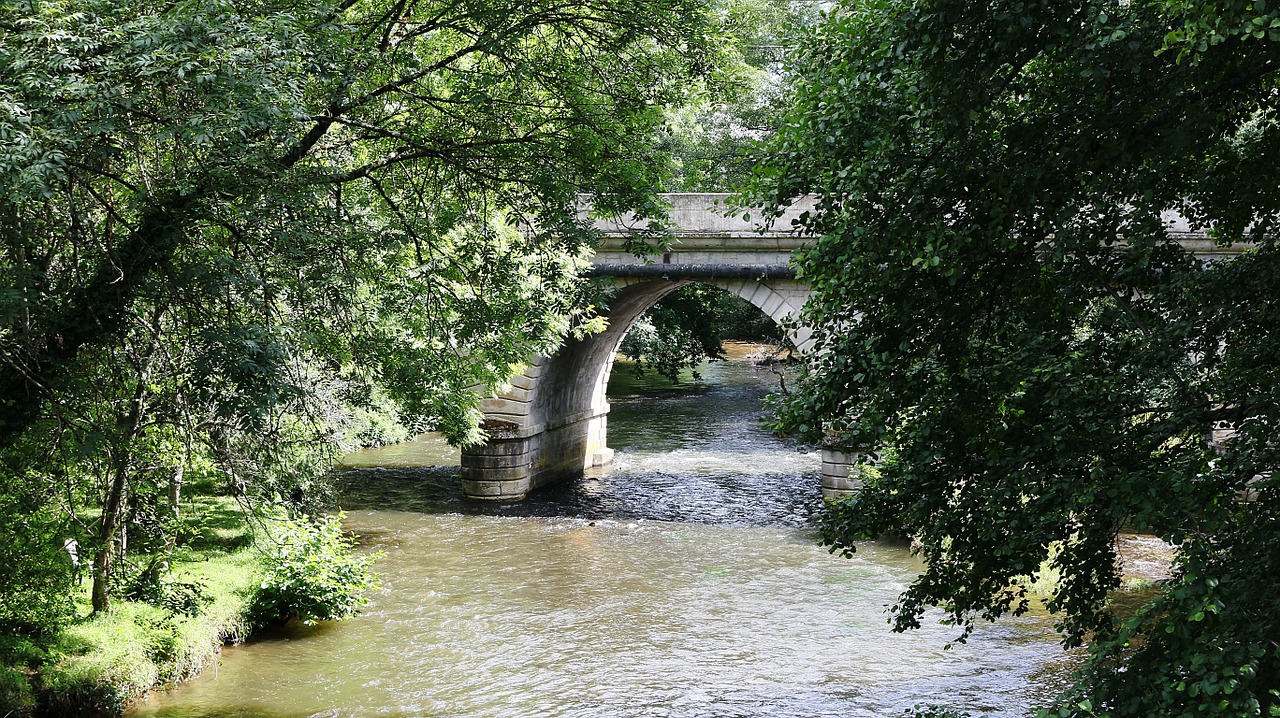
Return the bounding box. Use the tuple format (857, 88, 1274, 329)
(333, 463, 822, 529)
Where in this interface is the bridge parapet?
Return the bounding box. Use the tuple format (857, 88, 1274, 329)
(586, 192, 813, 238)
(586, 195, 1246, 263)
(586, 193, 812, 279)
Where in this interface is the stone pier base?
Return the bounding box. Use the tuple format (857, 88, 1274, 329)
(820, 447, 863, 500)
(460, 410, 614, 501)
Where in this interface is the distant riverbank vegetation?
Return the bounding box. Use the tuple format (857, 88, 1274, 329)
(618, 284, 789, 383)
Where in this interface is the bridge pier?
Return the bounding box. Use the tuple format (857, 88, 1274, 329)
(460, 411, 612, 500)
(460, 336, 623, 500)
(460, 275, 811, 501)
(460, 280, 684, 500)
(820, 448, 864, 500)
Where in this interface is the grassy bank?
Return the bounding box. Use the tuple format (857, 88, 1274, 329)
(28, 554, 258, 716)
(1, 495, 377, 717)
(1, 496, 263, 716)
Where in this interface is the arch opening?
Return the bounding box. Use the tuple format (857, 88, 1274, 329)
(613, 282, 792, 385)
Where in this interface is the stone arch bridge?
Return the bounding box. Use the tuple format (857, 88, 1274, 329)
(459, 194, 1232, 502)
(459, 193, 838, 501)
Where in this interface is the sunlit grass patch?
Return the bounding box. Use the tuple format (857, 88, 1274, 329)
(40, 549, 262, 716)
(173, 495, 259, 554)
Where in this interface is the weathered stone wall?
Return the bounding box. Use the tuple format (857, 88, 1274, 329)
(820, 448, 860, 500)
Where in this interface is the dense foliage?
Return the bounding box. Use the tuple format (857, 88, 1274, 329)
(747, 0, 1280, 714)
(662, 0, 822, 192)
(0, 471, 73, 635)
(0, 0, 713, 629)
(618, 283, 784, 382)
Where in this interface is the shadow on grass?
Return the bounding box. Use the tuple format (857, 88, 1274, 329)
(175, 497, 254, 552)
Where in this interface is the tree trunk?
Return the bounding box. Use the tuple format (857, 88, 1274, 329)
(90, 319, 163, 615)
(164, 461, 184, 555)
(91, 461, 130, 614)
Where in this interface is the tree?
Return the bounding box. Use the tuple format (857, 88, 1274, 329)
(745, 0, 1280, 714)
(0, 0, 712, 444)
(1, 0, 715, 614)
(660, 0, 822, 192)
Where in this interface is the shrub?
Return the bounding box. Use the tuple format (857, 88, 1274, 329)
(250, 514, 381, 627)
(0, 474, 75, 638)
(123, 561, 213, 618)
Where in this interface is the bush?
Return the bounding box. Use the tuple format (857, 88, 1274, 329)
(122, 561, 213, 618)
(250, 514, 381, 627)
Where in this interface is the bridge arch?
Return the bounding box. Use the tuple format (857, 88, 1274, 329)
(460, 275, 811, 501)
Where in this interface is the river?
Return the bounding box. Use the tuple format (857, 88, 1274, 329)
(129, 344, 1071, 718)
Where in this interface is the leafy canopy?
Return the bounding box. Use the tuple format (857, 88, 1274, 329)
(0, 0, 716, 622)
(746, 0, 1280, 715)
(0, 0, 714, 447)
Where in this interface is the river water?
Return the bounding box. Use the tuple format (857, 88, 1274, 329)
(129, 345, 1070, 718)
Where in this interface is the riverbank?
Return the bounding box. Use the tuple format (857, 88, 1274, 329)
(0, 498, 377, 718)
(0, 496, 262, 717)
(3, 557, 258, 716)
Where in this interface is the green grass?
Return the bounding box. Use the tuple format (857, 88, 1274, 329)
(0, 647, 39, 714)
(38, 549, 261, 716)
(2, 494, 379, 717)
(1, 496, 267, 717)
